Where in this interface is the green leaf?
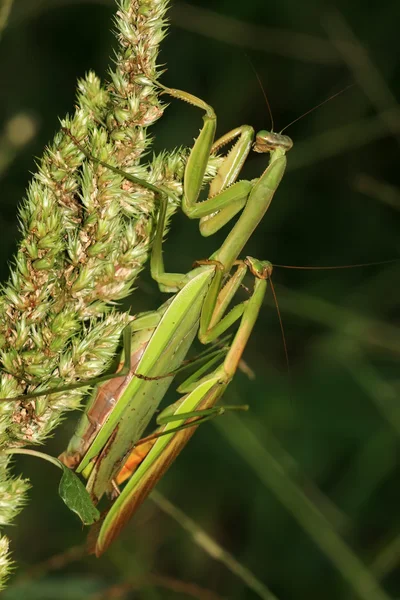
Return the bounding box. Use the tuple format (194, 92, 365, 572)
(58, 464, 100, 526)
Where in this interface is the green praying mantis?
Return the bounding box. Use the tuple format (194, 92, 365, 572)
(4, 77, 394, 555)
(70, 84, 292, 554)
(3, 83, 294, 555)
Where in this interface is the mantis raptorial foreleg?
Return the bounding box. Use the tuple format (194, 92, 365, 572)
(152, 85, 292, 287)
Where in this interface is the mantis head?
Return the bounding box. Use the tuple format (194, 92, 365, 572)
(245, 256, 273, 280)
(253, 131, 293, 154)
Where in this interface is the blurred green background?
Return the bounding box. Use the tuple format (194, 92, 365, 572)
(0, 1, 399, 599)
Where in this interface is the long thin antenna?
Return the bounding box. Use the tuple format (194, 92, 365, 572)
(268, 275, 290, 376)
(245, 54, 274, 131)
(280, 83, 355, 133)
(272, 259, 397, 270)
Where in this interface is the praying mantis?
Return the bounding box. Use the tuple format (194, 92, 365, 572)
(2, 82, 293, 555)
(6, 78, 393, 556)
(78, 83, 292, 554)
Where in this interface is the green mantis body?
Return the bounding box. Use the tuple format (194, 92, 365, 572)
(60, 86, 292, 554)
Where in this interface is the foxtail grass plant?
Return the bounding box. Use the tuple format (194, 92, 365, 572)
(0, 0, 197, 586)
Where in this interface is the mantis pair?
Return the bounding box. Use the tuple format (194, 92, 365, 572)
(4, 84, 292, 556)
